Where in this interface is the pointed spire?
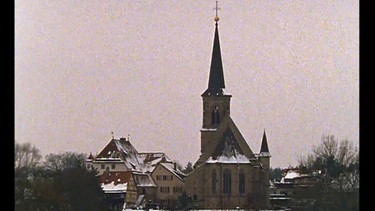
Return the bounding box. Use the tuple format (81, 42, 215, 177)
(202, 2, 226, 96)
(260, 130, 270, 154)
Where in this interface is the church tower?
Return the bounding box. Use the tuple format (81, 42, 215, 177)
(200, 13, 232, 154)
(185, 3, 271, 209)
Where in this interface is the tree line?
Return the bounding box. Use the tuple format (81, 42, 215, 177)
(15, 134, 359, 210)
(270, 134, 359, 210)
(15, 142, 109, 211)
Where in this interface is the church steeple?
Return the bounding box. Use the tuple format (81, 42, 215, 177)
(200, 2, 232, 152)
(202, 6, 225, 96)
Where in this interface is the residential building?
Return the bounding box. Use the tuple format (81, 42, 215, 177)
(271, 168, 323, 210)
(151, 162, 186, 208)
(100, 171, 137, 210)
(85, 137, 185, 209)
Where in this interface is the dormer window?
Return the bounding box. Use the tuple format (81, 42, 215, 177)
(212, 106, 220, 124)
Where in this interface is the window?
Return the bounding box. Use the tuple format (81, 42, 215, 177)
(111, 164, 116, 169)
(160, 186, 170, 193)
(101, 164, 105, 169)
(86, 164, 91, 169)
(158, 175, 173, 180)
(173, 186, 183, 193)
(223, 169, 231, 194)
(212, 170, 217, 193)
(211, 106, 220, 124)
(239, 173, 245, 194)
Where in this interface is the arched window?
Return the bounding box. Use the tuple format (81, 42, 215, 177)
(239, 172, 245, 194)
(212, 170, 217, 193)
(211, 106, 220, 124)
(223, 169, 231, 194)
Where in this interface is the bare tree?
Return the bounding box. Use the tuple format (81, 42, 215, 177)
(44, 152, 86, 171)
(298, 134, 359, 190)
(297, 135, 359, 210)
(15, 142, 43, 210)
(15, 142, 42, 171)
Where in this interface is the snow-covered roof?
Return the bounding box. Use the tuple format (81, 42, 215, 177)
(284, 170, 300, 179)
(137, 152, 172, 173)
(200, 128, 218, 132)
(100, 171, 132, 194)
(93, 157, 123, 162)
(101, 181, 127, 194)
(114, 139, 141, 170)
(100, 171, 133, 184)
(258, 152, 271, 157)
(278, 169, 321, 184)
(206, 153, 251, 164)
(137, 152, 171, 163)
(93, 138, 175, 173)
(159, 163, 187, 181)
(133, 172, 157, 187)
(95, 138, 141, 171)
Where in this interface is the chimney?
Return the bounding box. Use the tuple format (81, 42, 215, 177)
(173, 162, 177, 170)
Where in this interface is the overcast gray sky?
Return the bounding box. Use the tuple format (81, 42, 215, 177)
(15, 0, 359, 168)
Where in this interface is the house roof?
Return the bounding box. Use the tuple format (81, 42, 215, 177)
(137, 152, 171, 164)
(284, 170, 301, 180)
(137, 152, 173, 172)
(278, 169, 320, 184)
(96, 138, 141, 171)
(100, 171, 133, 185)
(94, 138, 174, 173)
(158, 163, 187, 181)
(101, 182, 127, 194)
(132, 172, 157, 187)
(100, 171, 133, 194)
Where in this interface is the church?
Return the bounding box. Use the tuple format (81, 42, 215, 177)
(87, 4, 272, 210)
(184, 9, 271, 210)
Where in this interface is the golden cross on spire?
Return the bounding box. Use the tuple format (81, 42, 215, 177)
(214, 1, 220, 22)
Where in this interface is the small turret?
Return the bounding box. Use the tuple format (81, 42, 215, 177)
(258, 130, 271, 208)
(259, 130, 271, 158)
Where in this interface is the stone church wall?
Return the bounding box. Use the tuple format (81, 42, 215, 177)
(185, 163, 268, 209)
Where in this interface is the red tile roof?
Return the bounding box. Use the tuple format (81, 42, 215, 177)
(100, 171, 133, 185)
